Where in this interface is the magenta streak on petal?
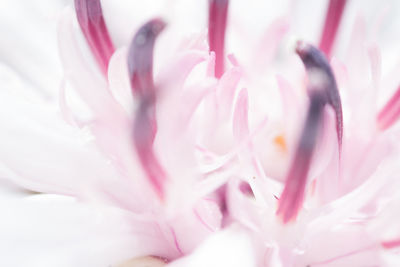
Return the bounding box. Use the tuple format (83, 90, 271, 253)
(277, 92, 325, 223)
(296, 41, 343, 150)
(377, 86, 400, 130)
(208, 0, 229, 78)
(310, 244, 377, 266)
(382, 238, 400, 249)
(194, 208, 215, 232)
(128, 19, 167, 199)
(239, 182, 254, 197)
(74, 0, 115, 75)
(319, 0, 347, 57)
(170, 227, 183, 255)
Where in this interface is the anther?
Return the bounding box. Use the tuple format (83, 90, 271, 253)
(128, 19, 166, 96)
(296, 41, 343, 149)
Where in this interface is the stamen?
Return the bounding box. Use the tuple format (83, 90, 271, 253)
(319, 0, 347, 57)
(128, 19, 167, 199)
(277, 92, 325, 223)
(377, 86, 400, 130)
(296, 41, 343, 149)
(208, 0, 229, 78)
(128, 19, 166, 96)
(74, 0, 115, 74)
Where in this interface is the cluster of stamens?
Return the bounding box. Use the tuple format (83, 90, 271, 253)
(74, 0, 400, 224)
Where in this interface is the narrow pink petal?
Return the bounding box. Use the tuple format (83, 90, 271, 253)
(253, 17, 289, 69)
(346, 16, 368, 86)
(207, 51, 216, 77)
(156, 50, 209, 92)
(319, 0, 347, 57)
(74, 0, 115, 75)
(208, 0, 229, 78)
(168, 200, 222, 254)
(233, 88, 249, 141)
(177, 83, 215, 131)
(330, 57, 349, 90)
(226, 179, 262, 231)
(311, 107, 341, 203)
(58, 78, 78, 127)
(276, 75, 301, 149)
(368, 44, 382, 90)
(107, 48, 134, 114)
(177, 30, 209, 52)
(227, 53, 240, 67)
(377, 86, 400, 130)
(309, 244, 378, 266)
(217, 66, 242, 119)
(371, 5, 390, 40)
(194, 199, 222, 232)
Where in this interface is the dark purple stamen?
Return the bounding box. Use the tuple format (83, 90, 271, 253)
(319, 0, 347, 57)
(128, 19, 166, 96)
(128, 19, 167, 199)
(74, 0, 115, 75)
(296, 41, 343, 149)
(208, 0, 229, 78)
(277, 92, 325, 223)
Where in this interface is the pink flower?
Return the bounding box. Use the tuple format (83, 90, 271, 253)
(1, 0, 400, 266)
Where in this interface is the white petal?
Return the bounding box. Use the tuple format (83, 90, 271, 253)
(0, 80, 120, 197)
(167, 226, 257, 267)
(0, 195, 168, 267)
(0, 0, 65, 98)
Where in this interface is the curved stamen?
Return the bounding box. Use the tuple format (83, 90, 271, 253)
(277, 92, 325, 223)
(319, 0, 347, 57)
(296, 41, 343, 149)
(128, 19, 166, 96)
(377, 86, 400, 130)
(74, 0, 115, 74)
(208, 0, 229, 78)
(128, 19, 167, 199)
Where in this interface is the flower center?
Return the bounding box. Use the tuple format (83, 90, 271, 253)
(208, 0, 229, 78)
(128, 19, 167, 199)
(319, 0, 347, 57)
(74, 0, 115, 75)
